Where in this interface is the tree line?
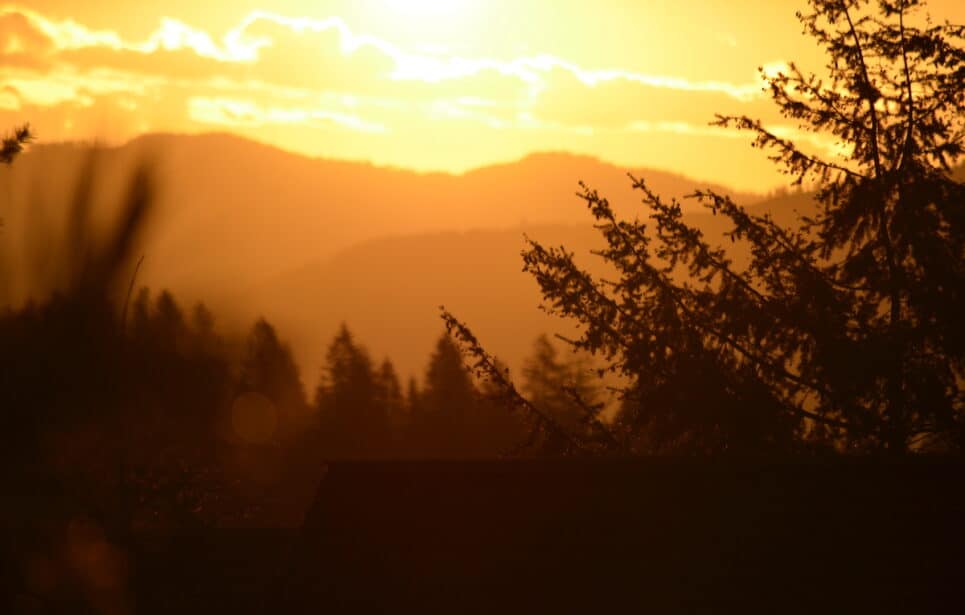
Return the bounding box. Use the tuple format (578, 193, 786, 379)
(2, 268, 598, 525)
(1, 122, 607, 527)
(125, 287, 599, 460)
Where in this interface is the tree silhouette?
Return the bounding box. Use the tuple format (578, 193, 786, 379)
(374, 358, 405, 447)
(410, 334, 479, 457)
(0, 124, 32, 165)
(474, 356, 530, 456)
(446, 0, 964, 454)
(411, 333, 529, 457)
(123, 288, 234, 448)
(405, 376, 422, 417)
(314, 324, 389, 457)
(521, 334, 601, 440)
(191, 302, 217, 343)
(153, 290, 186, 350)
(239, 318, 308, 437)
(0, 124, 32, 230)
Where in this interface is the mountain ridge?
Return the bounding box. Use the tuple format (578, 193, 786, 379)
(36, 131, 772, 191)
(14, 133, 960, 386)
(2, 132, 763, 303)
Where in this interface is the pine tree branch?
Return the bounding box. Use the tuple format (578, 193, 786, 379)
(1, 124, 33, 165)
(841, 1, 885, 180)
(896, 0, 916, 173)
(440, 308, 601, 455)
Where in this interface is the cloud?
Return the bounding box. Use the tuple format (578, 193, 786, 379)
(0, 10, 54, 54)
(0, 85, 18, 110)
(0, 5, 772, 103)
(0, 3, 798, 189)
(187, 96, 386, 132)
(0, 65, 157, 108)
(529, 65, 780, 129)
(0, 6, 255, 61)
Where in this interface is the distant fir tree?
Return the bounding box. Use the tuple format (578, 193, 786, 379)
(413, 334, 528, 457)
(153, 290, 185, 351)
(191, 302, 216, 343)
(521, 334, 601, 439)
(445, 0, 965, 454)
(405, 377, 422, 416)
(239, 318, 308, 435)
(412, 334, 478, 457)
(314, 324, 389, 457)
(124, 288, 233, 448)
(375, 358, 405, 436)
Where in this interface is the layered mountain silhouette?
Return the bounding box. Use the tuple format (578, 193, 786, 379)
(245, 197, 814, 386)
(1, 132, 826, 382)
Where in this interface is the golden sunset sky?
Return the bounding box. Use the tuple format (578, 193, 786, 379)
(2, 0, 962, 191)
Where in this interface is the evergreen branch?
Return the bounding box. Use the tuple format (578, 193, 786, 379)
(440, 308, 595, 456)
(1, 124, 33, 165)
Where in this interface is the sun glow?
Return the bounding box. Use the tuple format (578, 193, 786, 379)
(381, 0, 474, 18)
(3, 0, 963, 192)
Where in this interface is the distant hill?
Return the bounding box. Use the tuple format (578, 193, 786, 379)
(0, 133, 761, 306)
(274, 164, 957, 384)
(242, 190, 817, 385)
(242, 225, 603, 386)
(11, 133, 958, 385)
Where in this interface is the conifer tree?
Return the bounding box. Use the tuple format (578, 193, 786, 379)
(314, 324, 388, 457)
(239, 318, 308, 433)
(521, 334, 600, 436)
(191, 302, 216, 341)
(446, 0, 964, 454)
(375, 358, 405, 451)
(413, 334, 478, 456)
(406, 377, 422, 416)
(153, 290, 185, 351)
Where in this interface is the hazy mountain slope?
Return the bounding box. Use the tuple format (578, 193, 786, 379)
(251, 173, 946, 385)
(0, 133, 760, 306)
(240, 225, 605, 387)
(16, 133, 956, 386)
(243, 187, 821, 386)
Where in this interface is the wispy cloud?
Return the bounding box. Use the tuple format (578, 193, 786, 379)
(187, 96, 386, 132)
(1, 5, 771, 99)
(1, 6, 255, 61)
(0, 4, 795, 190)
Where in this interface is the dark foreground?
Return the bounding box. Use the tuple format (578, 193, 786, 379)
(6, 459, 965, 613)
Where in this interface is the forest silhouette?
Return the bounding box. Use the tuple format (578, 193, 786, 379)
(1, 0, 964, 612)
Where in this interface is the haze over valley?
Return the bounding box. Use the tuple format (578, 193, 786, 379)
(2, 132, 775, 381)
